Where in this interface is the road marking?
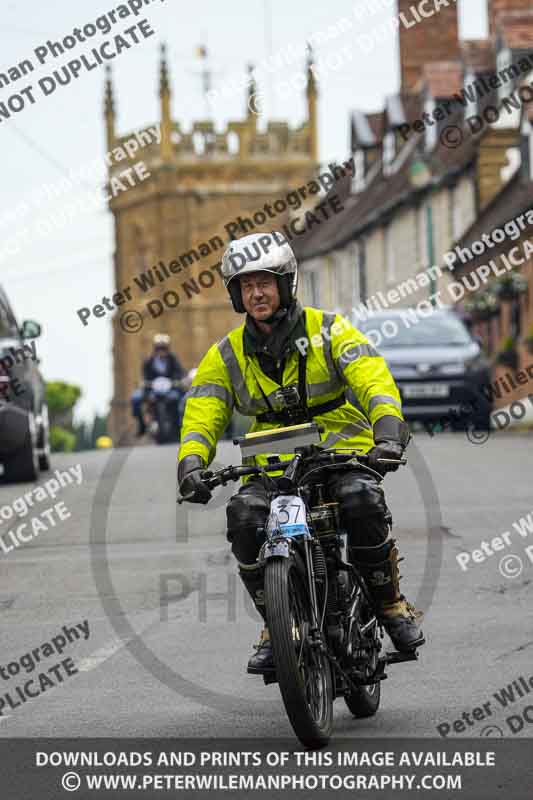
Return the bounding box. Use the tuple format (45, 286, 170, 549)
(77, 637, 135, 672)
(76, 621, 156, 673)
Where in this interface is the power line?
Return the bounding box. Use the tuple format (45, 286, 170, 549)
(7, 124, 107, 193)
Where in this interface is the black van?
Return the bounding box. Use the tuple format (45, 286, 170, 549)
(0, 284, 50, 482)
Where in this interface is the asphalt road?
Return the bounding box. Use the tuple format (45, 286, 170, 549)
(0, 432, 532, 741)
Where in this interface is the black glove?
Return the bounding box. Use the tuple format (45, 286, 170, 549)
(177, 455, 211, 504)
(367, 415, 410, 474)
(367, 440, 405, 473)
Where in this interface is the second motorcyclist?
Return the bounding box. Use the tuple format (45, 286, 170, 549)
(131, 333, 186, 437)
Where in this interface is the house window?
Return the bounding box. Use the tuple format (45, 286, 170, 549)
(382, 132, 395, 176)
(463, 70, 477, 119)
(330, 257, 339, 310)
(424, 99, 437, 152)
(306, 270, 319, 307)
(448, 185, 462, 242)
(357, 240, 367, 303)
(385, 225, 395, 284)
(522, 116, 533, 180)
(418, 204, 427, 267)
(351, 149, 366, 193)
(497, 47, 513, 102)
(510, 298, 521, 339)
(530, 126, 533, 180)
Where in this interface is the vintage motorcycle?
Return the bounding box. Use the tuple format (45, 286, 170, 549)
(178, 422, 419, 749)
(143, 369, 196, 445)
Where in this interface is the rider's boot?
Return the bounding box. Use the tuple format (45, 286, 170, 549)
(238, 566, 274, 673)
(350, 538, 425, 653)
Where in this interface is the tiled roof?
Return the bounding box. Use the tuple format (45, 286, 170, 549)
(297, 103, 478, 263)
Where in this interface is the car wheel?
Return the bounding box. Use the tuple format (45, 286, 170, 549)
(37, 404, 51, 471)
(3, 413, 39, 483)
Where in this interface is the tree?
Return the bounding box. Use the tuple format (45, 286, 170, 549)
(45, 381, 82, 452)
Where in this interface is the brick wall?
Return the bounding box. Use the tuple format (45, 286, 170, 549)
(488, 0, 533, 35)
(397, 0, 460, 91)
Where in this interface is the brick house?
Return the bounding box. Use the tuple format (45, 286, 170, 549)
(296, 0, 533, 420)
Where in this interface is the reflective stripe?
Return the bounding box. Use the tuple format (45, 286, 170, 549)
(181, 432, 212, 450)
(308, 379, 342, 398)
(320, 419, 372, 449)
(368, 394, 402, 412)
(187, 382, 234, 407)
(337, 343, 380, 373)
(218, 337, 264, 414)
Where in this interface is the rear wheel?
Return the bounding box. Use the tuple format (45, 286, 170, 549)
(265, 557, 333, 749)
(344, 596, 381, 718)
(344, 658, 381, 717)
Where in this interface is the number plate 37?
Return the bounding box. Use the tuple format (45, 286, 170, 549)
(268, 495, 311, 539)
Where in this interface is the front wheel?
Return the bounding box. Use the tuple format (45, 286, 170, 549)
(155, 399, 174, 444)
(265, 557, 333, 749)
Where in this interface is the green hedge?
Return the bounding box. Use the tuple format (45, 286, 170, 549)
(50, 425, 76, 453)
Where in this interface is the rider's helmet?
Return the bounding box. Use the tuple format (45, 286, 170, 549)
(221, 232, 298, 313)
(153, 333, 170, 350)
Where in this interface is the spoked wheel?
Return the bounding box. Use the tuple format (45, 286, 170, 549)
(344, 595, 382, 718)
(155, 400, 174, 444)
(265, 557, 333, 749)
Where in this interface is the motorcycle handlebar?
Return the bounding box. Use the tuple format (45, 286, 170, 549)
(176, 451, 407, 504)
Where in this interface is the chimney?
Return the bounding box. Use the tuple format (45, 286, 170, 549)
(397, 0, 460, 92)
(488, 0, 532, 36)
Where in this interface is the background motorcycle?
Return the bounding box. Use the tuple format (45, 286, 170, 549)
(142, 368, 197, 445)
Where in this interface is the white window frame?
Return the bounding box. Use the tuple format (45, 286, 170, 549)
(463, 70, 477, 119)
(497, 47, 513, 102)
(382, 132, 396, 176)
(385, 225, 396, 284)
(351, 149, 366, 193)
(424, 99, 437, 152)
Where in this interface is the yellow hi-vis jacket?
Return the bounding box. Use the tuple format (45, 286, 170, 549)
(178, 307, 403, 467)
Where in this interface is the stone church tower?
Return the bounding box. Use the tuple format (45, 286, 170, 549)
(105, 46, 319, 442)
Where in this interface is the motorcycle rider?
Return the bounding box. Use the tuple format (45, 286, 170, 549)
(177, 232, 424, 673)
(131, 333, 185, 436)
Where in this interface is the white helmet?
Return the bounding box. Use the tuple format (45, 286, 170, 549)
(221, 231, 298, 313)
(153, 333, 170, 347)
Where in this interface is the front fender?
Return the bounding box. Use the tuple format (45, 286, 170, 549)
(261, 537, 290, 561)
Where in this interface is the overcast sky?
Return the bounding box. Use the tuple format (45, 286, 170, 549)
(0, 0, 487, 421)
